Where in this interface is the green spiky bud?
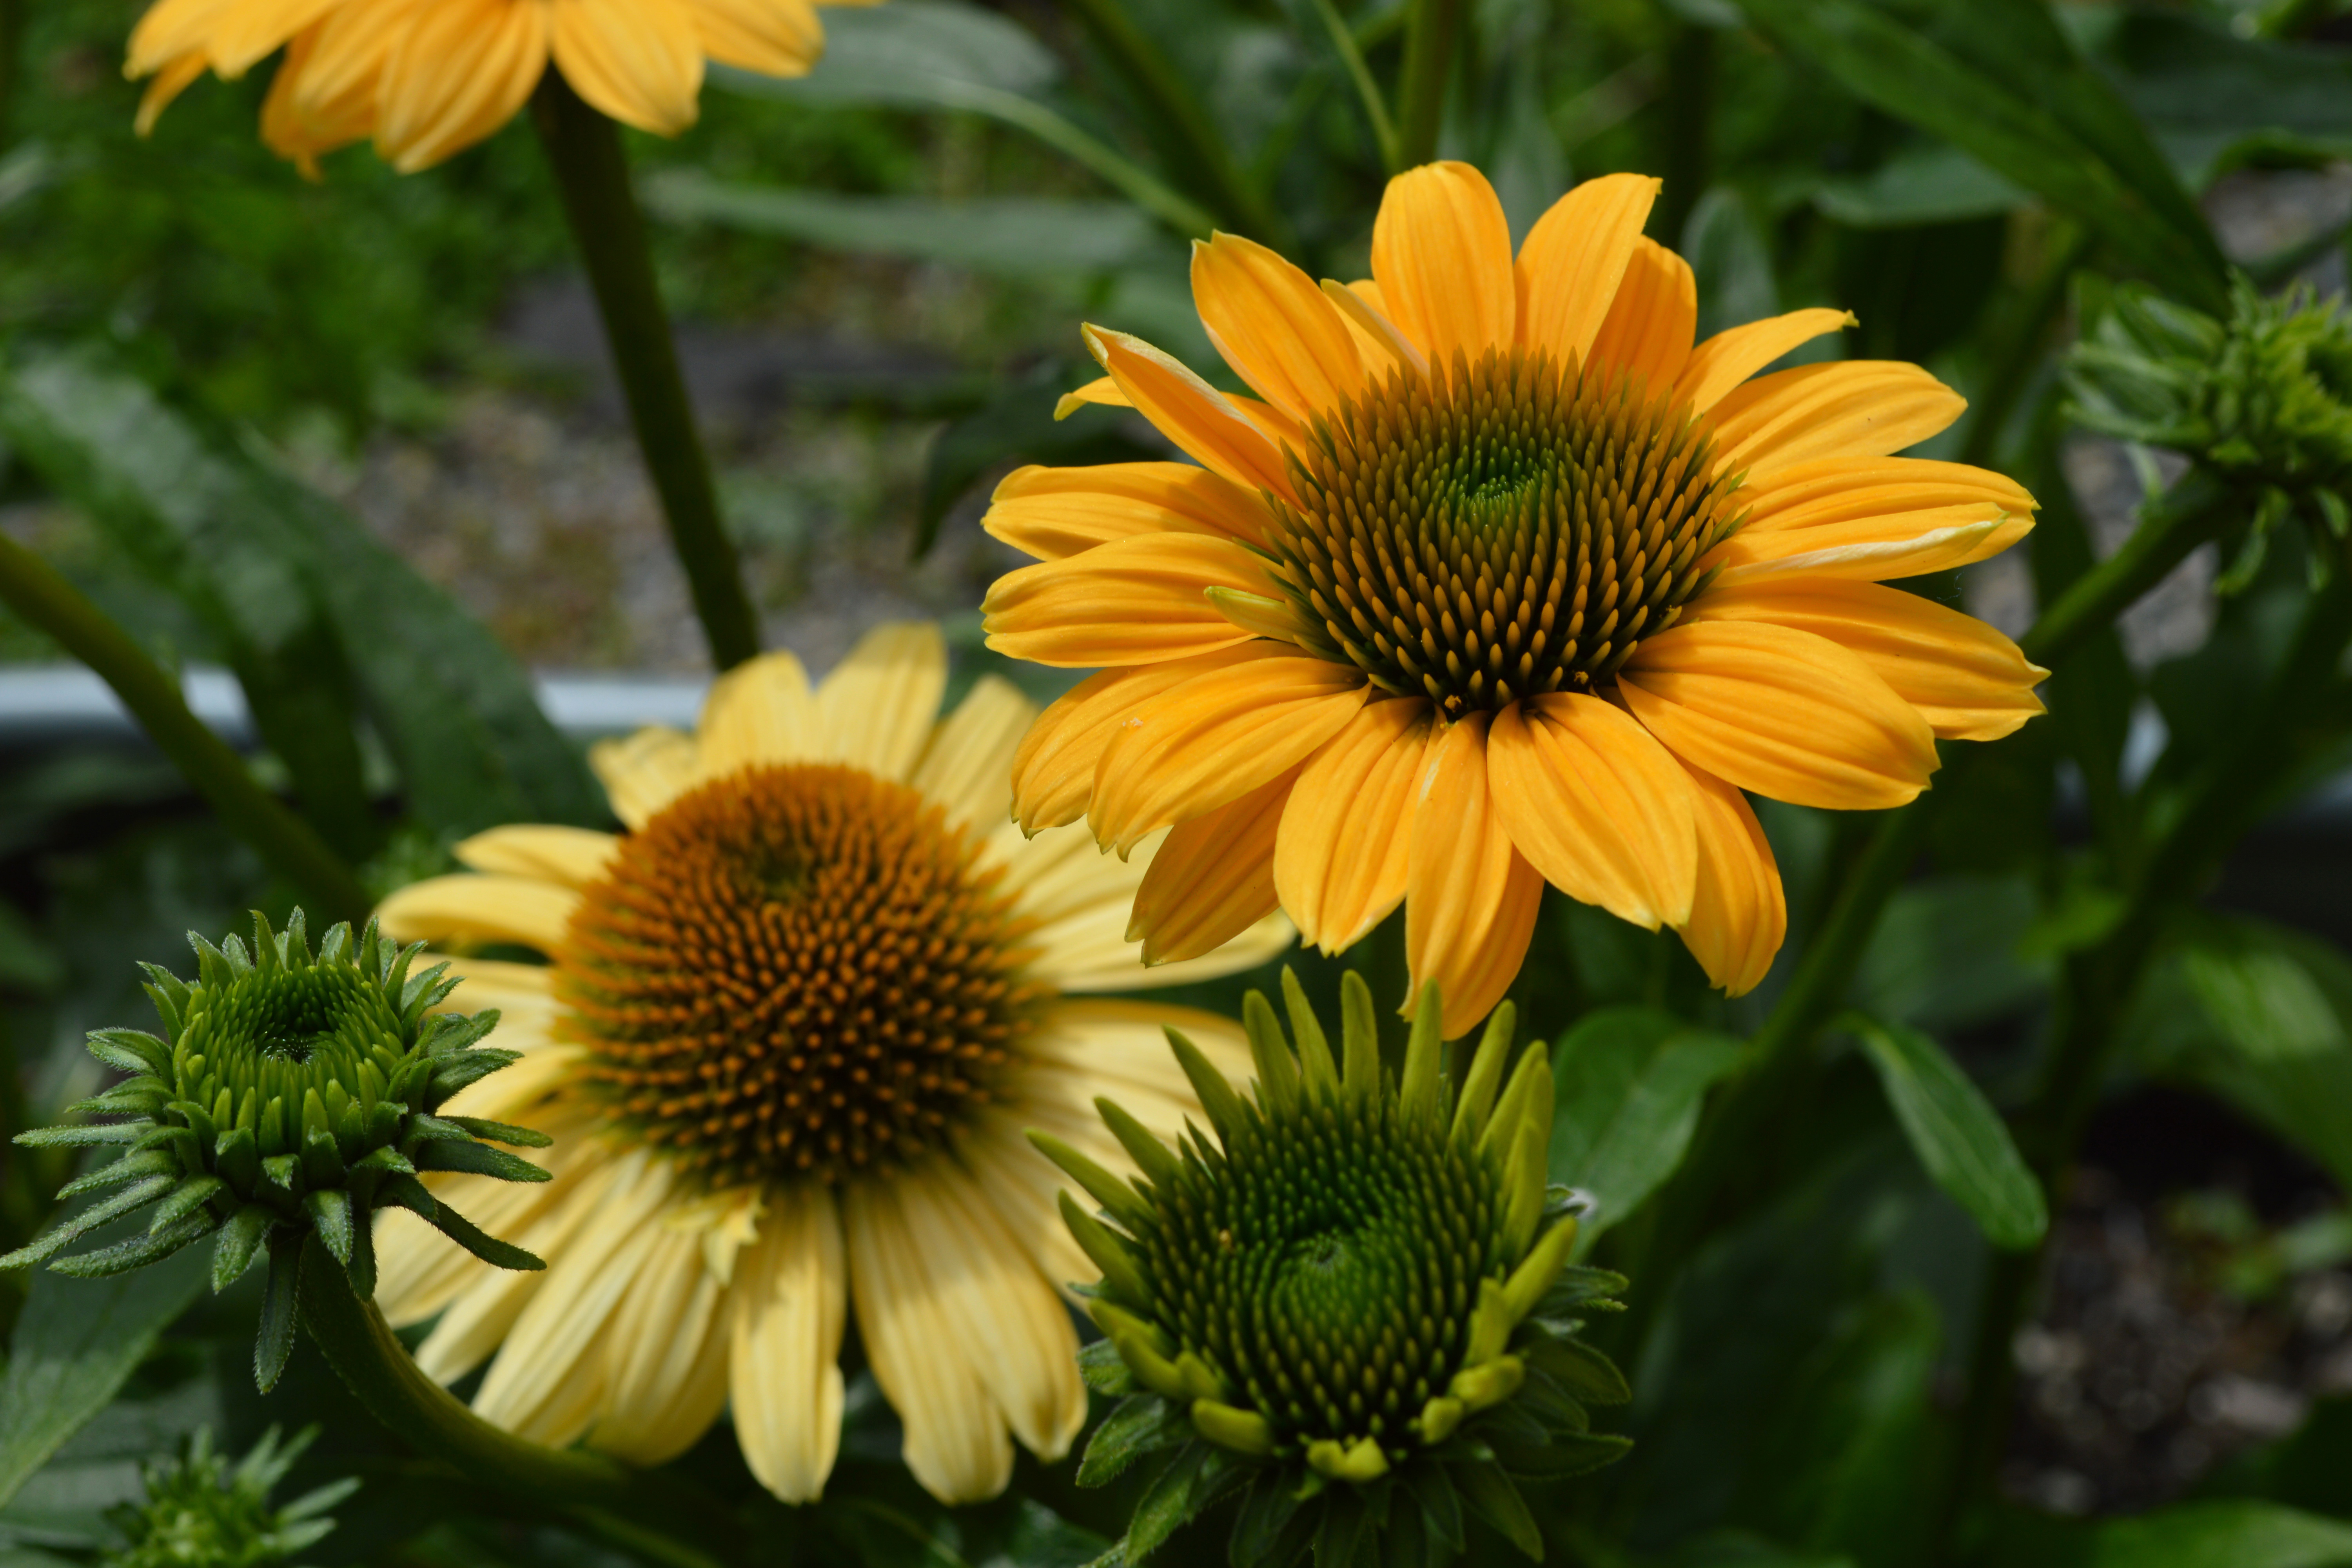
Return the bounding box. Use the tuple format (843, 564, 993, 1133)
(1038, 969, 1631, 1567)
(4, 911, 550, 1391)
(100, 1424, 354, 1568)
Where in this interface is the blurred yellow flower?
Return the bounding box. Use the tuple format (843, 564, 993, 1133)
(982, 162, 2049, 1037)
(369, 623, 1286, 1504)
(125, 0, 877, 174)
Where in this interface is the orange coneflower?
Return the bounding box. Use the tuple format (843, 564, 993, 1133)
(983, 162, 2046, 1037)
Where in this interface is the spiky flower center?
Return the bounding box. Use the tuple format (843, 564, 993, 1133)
(1268, 347, 1744, 715)
(174, 965, 410, 1151)
(560, 763, 1043, 1187)
(1139, 1087, 1510, 1453)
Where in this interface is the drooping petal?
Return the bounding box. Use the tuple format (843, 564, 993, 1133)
(1674, 307, 1855, 414)
(911, 675, 1038, 834)
(1715, 512, 2029, 583)
(1083, 326, 1296, 501)
(998, 822, 1293, 992)
(1706, 361, 1966, 474)
(585, 1220, 732, 1465)
(814, 621, 946, 782)
(1486, 693, 1698, 930)
(1272, 697, 1431, 953)
(125, 0, 236, 76)
(1585, 236, 1695, 396)
(1090, 650, 1369, 854)
(728, 1186, 847, 1504)
(548, 0, 704, 138)
(1129, 768, 1296, 964)
(1192, 231, 1366, 423)
(1053, 376, 1132, 420)
(590, 726, 700, 830)
(372, 0, 549, 174)
(1321, 277, 1424, 376)
(697, 650, 820, 777)
(452, 825, 619, 888)
(136, 51, 212, 136)
(1405, 715, 1546, 1038)
(1372, 162, 1518, 363)
(1617, 621, 1940, 811)
(1673, 764, 1784, 997)
(1684, 579, 2048, 740)
(376, 873, 579, 955)
(1711, 455, 2038, 577)
(1007, 651, 1264, 834)
(1512, 172, 1659, 368)
(982, 462, 1270, 561)
(688, 0, 822, 77)
(982, 533, 1288, 666)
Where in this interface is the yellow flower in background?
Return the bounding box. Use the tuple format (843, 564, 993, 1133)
(368, 623, 1285, 1505)
(126, 0, 877, 174)
(982, 162, 2049, 1038)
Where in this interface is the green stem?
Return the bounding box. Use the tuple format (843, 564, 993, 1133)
(2020, 466, 2232, 670)
(0, 532, 369, 924)
(531, 77, 760, 673)
(1395, 0, 1465, 168)
(1308, 0, 1402, 174)
(1656, 24, 1713, 246)
(1056, 0, 1292, 249)
(1958, 223, 2092, 472)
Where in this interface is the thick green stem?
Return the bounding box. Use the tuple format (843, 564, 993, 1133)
(1656, 25, 1713, 245)
(0, 532, 369, 924)
(532, 78, 760, 672)
(2021, 467, 2232, 670)
(1395, 0, 1465, 169)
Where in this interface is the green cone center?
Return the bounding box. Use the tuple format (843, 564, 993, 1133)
(173, 965, 409, 1122)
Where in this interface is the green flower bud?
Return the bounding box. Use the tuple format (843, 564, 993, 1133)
(100, 1424, 354, 1568)
(4, 911, 550, 1390)
(1038, 971, 1631, 1567)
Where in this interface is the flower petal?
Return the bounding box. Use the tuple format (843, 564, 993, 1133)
(984, 461, 1270, 562)
(1513, 172, 1659, 368)
(982, 533, 1287, 667)
(1586, 236, 1695, 396)
(1009, 655, 1247, 834)
(1405, 715, 1546, 1038)
(1706, 361, 1966, 474)
(1674, 307, 1855, 414)
(1272, 697, 1431, 953)
(698, 650, 820, 777)
(374, 0, 548, 173)
(1083, 326, 1295, 501)
(377, 873, 578, 955)
(1192, 231, 1365, 424)
(688, 0, 822, 77)
(1715, 517, 2027, 584)
(590, 726, 700, 831)
(1713, 455, 2038, 577)
(1673, 764, 1784, 996)
(1617, 621, 1939, 810)
(586, 1221, 732, 1465)
(1129, 768, 1295, 964)
(453, 825, 619, 888)
(1684, 579, 2047, 741)
(1487, 693, 1697, 931)
(549, 0, 703, 138)
(815, 621, 946, 782)
(1091, 650, 1369, 854)
(729, 1185, 847, 1504)
(1372, 162, 1518, 363)
(136, 51, 212, 136)
(1001, 822, 1293, 992)
(911, 675, 1038, 835)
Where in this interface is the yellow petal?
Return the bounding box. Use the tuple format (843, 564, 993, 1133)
(1714, 455, 2039, 578)
(1002, 822, 1293, 992)
(1320, 277, 1425, 377)
(259, 23, 373, 169)
(590, 725, 700, 831)
(1191, 231, 1365, 424)
(729, 1186, 846, 1504)
(548, 0, 703, 138)
(1715, 516, 2027, 584)
(1673, 764, 1784, 996)
(911, 675, 1038, 834)
(1617, 621, 1940, 810)
(1091, 649, 1368, 855)
(1372, 162, 1518, 364)
(1053, 375, 1133, 421)
(689, 0, 821, 78)
(697, 650, 820, 777)
(1684, 579, 2047, 741)
(1272, 697, 1430, 953)
(376, 873, 579, 955)
(1513, 172, 1660, 368)
(125, 0, 230, 77)
(1083, 326, 1296, 502)
(1486, 693, 1697, 930)
(1674, 307, 1855, 414)
(983, 461, 1270, 561)
(1405, 715, 1546, 1039)
(1129, 768, 1294, 965)
(1707, 361, 1965, 474)
(206, 0, 338, 74)
(1586, 237, 1697, 398)
(136, 51, 212, 135)
(453, 825, 619, 888)
(982, 533, 1285, 667)
(814, 621, 945, 782)
(374, 0, 549, 173)
(586, 1221, 731, 1465)
(1009, 655, 1254, 835)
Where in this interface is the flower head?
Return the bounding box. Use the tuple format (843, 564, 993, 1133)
(982, 162, 2051, 1035)
(125, 0, 875, 174)
(369, 622, 1287, 1505)
(1036, 975, 1628, 1565)
(3, 913, 547, 1390)
(102, 1425, 355, 1568)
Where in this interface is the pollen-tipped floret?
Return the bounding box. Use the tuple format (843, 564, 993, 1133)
(1036, 971, 1631, 1566)
(3, 910, 551, 1390)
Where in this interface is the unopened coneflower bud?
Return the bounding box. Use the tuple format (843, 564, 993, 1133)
(100, 1425, 353, 1568)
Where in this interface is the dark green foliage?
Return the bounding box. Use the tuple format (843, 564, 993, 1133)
(100, 1425, 354, 1568)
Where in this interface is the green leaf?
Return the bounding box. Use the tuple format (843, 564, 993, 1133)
(1853, 873, 2054, 1033)
(2109, 13, 2352, 190)
(1996, 1500, 2352, 1568)
(0, 1211, 207, 1506)
(2180, 920, 2351, 1062)
(1813, 141, 2031, 229)
(1547, 1007, 1742, 1248)
(1681, 187, 1780, 344)
(1449, 1462, 1541, 1560)
(1077, 1395, 1189, 1487)
(1122, 1441, 1219, 1563)
(1734, 0, 2228, 311)
(1844, 1014, 2047, 1250)
(718, 0, 1059, 106)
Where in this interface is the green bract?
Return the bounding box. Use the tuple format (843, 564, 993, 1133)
(101, 1425, 354, 1568)
(2, 910, 551, 1390)
(1035, 972, 1630, 1567)
(2069, 274, 2352, 592)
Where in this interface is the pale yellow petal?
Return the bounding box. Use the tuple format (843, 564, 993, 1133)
(814, 621, 946, 782)
(590, 726, 701, 831)
(586, 1221, 731, 1465)
(376, 873, 578, 956)
(911, 675, 1038, 835)
(452, 825, 619, 888)
(697, 650, 820, 777)
(728, 1185, 847, 1504)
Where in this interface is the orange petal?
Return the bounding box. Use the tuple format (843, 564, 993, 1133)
(1617, 621, 1939, 811)
(1706, 361, 1965, 475)
(1052, 376, 1132, 420)
(1487, 693, 1697, 930)
(1091, 650, 1368, 855)
(1192, 232, 1365, 424)
(1405, 715, 1546, 1039)
(1514, 172, 1659, 368)
(1272, 698, 1432, 953)
(549, 0, 703, 139)
(126, 0, 229, 77)
(1715, 513, 2032, 583)
(1684, 579, 2047, 741)
(1739, 456, 2036, 527)
(1084, 326, 1296, 503)
(982, 462, 1270, 561)
(1321, 278, 1425, 377)
(281, 0, 408, 127)
(689, 0, 822, 78)
(1009, 654, 1256, 835)
(1675, 307, 1855, 414)
(375, 0, 549, 172)
(982, 533, 1286, 667)
(1586, 237, 1695, 397)
(1129, 768, 1297, 965)
(135, 50, 211, 135)
(209, 0, 339, 75)
(1372, 162, 1517, 364)
(1673, 764, 1784, 996)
